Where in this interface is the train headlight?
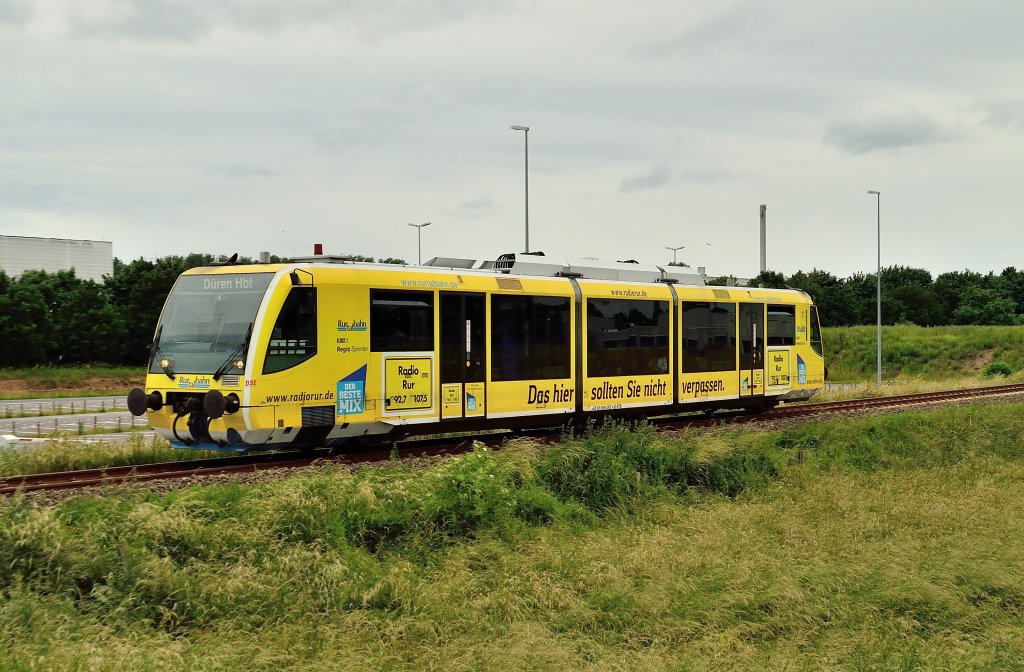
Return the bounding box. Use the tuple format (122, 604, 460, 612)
(160, 358, 173, 369)
(233, 359, 244, 369)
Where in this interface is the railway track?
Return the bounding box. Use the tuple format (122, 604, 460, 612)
(663, 382, 1024, 428)
(4, 383, 1024, 496)
(0, 435, 485, 496)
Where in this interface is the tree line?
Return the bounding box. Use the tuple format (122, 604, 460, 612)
(0, 256, 1021, 367)
(746, 266, 1024, 328)
(0, 252, 405, 367)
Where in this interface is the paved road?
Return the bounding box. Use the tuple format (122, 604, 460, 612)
(0, 395, 146, 439)
(1, 410, 145, 437)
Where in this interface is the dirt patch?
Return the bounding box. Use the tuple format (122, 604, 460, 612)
(960, 349, 995, 373)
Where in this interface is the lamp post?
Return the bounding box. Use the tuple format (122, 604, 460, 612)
(407, 222, 431, 265)
(665, 245, 685, 265)
(510, 124, 529, 253)
(867, 190, 881, 386)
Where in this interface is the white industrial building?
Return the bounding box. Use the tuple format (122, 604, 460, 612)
(0, 236, 114, 283)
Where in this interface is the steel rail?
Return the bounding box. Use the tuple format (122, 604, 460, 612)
(651, 382, 1024, 430)
(4, 383, 1024, 496)
(0, 438, 480, 496)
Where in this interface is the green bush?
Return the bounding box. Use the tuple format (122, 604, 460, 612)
(983, 361, 1013, 377)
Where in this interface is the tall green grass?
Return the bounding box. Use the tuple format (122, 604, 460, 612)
(0, 365, 141, 398)
(824, 324, 1024, 382)
(0, 434, 222, 477)
(0, 364, 140, 382)
(3, 404, 1024, 670)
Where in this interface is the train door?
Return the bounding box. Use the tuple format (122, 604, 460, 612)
(440, 293, 486, 420)
(739, 303, 765, 397)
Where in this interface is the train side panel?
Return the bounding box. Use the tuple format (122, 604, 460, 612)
(484, 275, 576, 420)
(675, 286, 823, 407)
(578, 280, 674, 413)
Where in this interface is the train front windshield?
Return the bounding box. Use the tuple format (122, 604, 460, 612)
(150, 273, 274, 376)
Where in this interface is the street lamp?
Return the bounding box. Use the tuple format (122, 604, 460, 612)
(867, 190, 881, 386)
(510, 124, 529, 253)
(407, 222, 431, 265)
(665, 245, 685, 265)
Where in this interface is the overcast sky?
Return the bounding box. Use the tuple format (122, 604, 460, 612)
(3, 0, 1023, 278)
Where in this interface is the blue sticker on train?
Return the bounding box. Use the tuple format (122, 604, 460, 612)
(467, 393, 477, 411)
(797, 355, 806, 385)
(337, 365, 367, 415)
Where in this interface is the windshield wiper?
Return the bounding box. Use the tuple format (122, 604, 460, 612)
(213, 322, 253, 381)
(150, 325, 176, 380)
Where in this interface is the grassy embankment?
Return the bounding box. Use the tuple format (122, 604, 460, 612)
(815, 325, 1024, 401)
(0, 433, 221, 477)
(0, 366, 141, 399)
(823, 324, 1024, 381)
(3, 403, 1024, 670)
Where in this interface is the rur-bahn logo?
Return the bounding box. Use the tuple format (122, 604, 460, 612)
(337, 319, 368, 332)
(177, 376, 212, 389)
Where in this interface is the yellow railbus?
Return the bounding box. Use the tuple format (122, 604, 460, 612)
(128, 253, 826, 450)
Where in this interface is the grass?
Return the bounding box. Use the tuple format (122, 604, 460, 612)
(2, 403, 1024, 670)
(811, 376, 1017, 402)
(823, 324, 1024, 382)
(0, 433, 221, 477)
(0, 365, 141, 398)
(0, 365, 140, 382)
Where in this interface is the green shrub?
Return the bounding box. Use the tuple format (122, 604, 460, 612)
(983, 361, 1013, 377)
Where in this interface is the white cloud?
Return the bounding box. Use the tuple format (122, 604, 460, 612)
(823, 110, 959, 155)
(60, 0, 500, 42)
(204, 165, 275, 178)
(458, 198, 493, 211)
(620, 164, 673, 193)
(977, 98, 1024, 132)
(0, 0, 32, 25)
(628, 6, 751, 60)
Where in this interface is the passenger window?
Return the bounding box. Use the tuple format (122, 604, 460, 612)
(681, 301, 736, 373)
(370, 290, 434, 352)
(767, 305, 796, 346)
(491, 294, 571, 381)
(587, 298, 669, 377)
(263, 287, 317, 374)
